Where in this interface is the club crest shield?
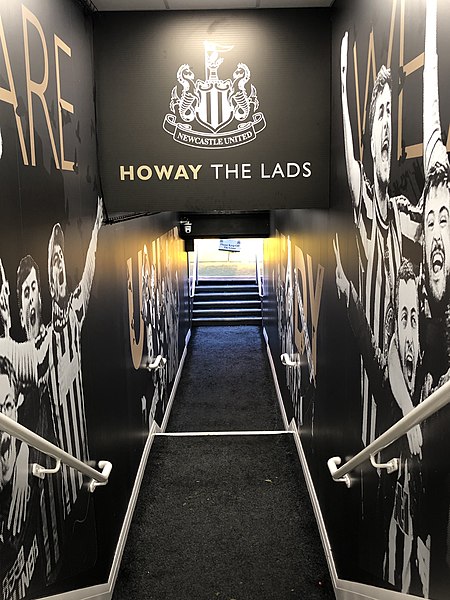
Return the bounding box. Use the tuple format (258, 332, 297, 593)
(163, 42, 266, 149)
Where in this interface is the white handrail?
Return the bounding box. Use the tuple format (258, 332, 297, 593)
(0, 413, 112, 492)
(189, 246, 198, 298)
(328, 378, 450, 485)
(256, 252, 264, 298)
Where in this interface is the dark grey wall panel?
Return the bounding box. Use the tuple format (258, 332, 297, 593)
(94, 9, 330, 213)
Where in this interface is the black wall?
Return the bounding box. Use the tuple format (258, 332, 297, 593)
(94, 9, 330, 213)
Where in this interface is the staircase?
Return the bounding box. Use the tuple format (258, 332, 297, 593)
(193, 278, 262, 326)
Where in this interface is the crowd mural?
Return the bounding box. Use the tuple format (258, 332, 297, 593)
(333, 0, 448, 596)
(0, 199, 103, 598)
(136, 229, 181, 430)
(266, 1, 450, 598)
(269, 232, 324, 432)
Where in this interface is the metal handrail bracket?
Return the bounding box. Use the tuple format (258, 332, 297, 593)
(369, 454, 399, 474)
(147, 354, 167, 370)
(0, 413, 112, 492)
(328, 378, 450, 487)
(32, 458, 61, 479)
(281, 353, 299, 367)
(88, 460, 113, 492)
(327, 457, 351, 487)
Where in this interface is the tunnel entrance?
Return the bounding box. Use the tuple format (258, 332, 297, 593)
(195, 237, 263, 279)
(190, 238, 264, 326)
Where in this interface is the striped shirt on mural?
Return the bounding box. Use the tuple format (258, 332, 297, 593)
(354, 165, 404, 444)
(0, 233, 96, 517)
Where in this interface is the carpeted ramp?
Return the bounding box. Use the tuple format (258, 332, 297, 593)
(113, 325, 335, 599)
(167, 326, 284, 432)
(113, 435, 334, 600)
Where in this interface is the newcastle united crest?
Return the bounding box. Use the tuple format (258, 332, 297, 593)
(163, 42, 266, 149)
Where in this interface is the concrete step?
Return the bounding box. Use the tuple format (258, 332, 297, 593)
(193, 278, 261, 327)
(193, 307, 261, 318)
(193, 315, 262, 326)
(194, 300, 261, 309)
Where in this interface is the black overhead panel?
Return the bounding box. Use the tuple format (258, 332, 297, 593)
(94, 8, 330, 213)
(178, 211, 271, 239)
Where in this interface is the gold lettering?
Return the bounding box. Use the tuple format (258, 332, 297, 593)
(127, 253, 144, 369)
(154, 164, 173, 180)
(0, 15, 29, 165)
(294, 245, 308, 355)
(54, 35, 74, 171)
(307, 255, 324, 377)
(188, 164, 202, 179)
(174, 164, 189, 180)
(120, 165, 134, 180)
(22, 6, 60, 168)
(137, 165, 152, 180)
(353, 30, 377, 162)
(387, 0, 398, 69)
(397, 0, 423, 160)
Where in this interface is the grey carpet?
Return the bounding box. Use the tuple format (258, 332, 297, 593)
(167, 326, 284, 432)
(113, 435, 335, 600)
(113, 326, 335, 599)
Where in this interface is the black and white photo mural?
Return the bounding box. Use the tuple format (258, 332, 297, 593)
(264, 229, 324, 432)
(0, 0, 106, 594)
(0, 204, 103, 598)
(330, 0, 450, 597)
(126, 227, 183, 431)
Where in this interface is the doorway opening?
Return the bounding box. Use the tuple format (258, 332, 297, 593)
(194, 238, 263, 280)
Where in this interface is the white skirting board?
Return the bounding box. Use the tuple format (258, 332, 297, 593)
(263, 326, 421, 600)
(39, 330, 191, 600)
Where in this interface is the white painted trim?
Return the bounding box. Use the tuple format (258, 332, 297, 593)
(334, 579, 425, 600)
(160, 338, 190, 433)
(39, 330, 192, 600)
(109, 335, 190, 593)
(263, 326, 289, 431)
(37, 584, 110, 600)
(106, 418, 159, 597)
(289, 418, 338, 586)
(157, 430, 290, 436)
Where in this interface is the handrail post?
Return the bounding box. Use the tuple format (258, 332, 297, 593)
(147, 354, 167, 370)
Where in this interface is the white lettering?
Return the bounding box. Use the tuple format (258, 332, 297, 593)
(210, 163, 223, 179)
(260, 163, 271, 178)
(287, 162, 301, 178)
(242, 163, 252, 179)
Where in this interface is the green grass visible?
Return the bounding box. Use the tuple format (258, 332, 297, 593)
(197, 261, 256, 278)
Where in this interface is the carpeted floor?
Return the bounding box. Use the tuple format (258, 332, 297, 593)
(167, 326, 284, 432)
(113, 325, 335, 600)
(113, 435, 335, 600)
